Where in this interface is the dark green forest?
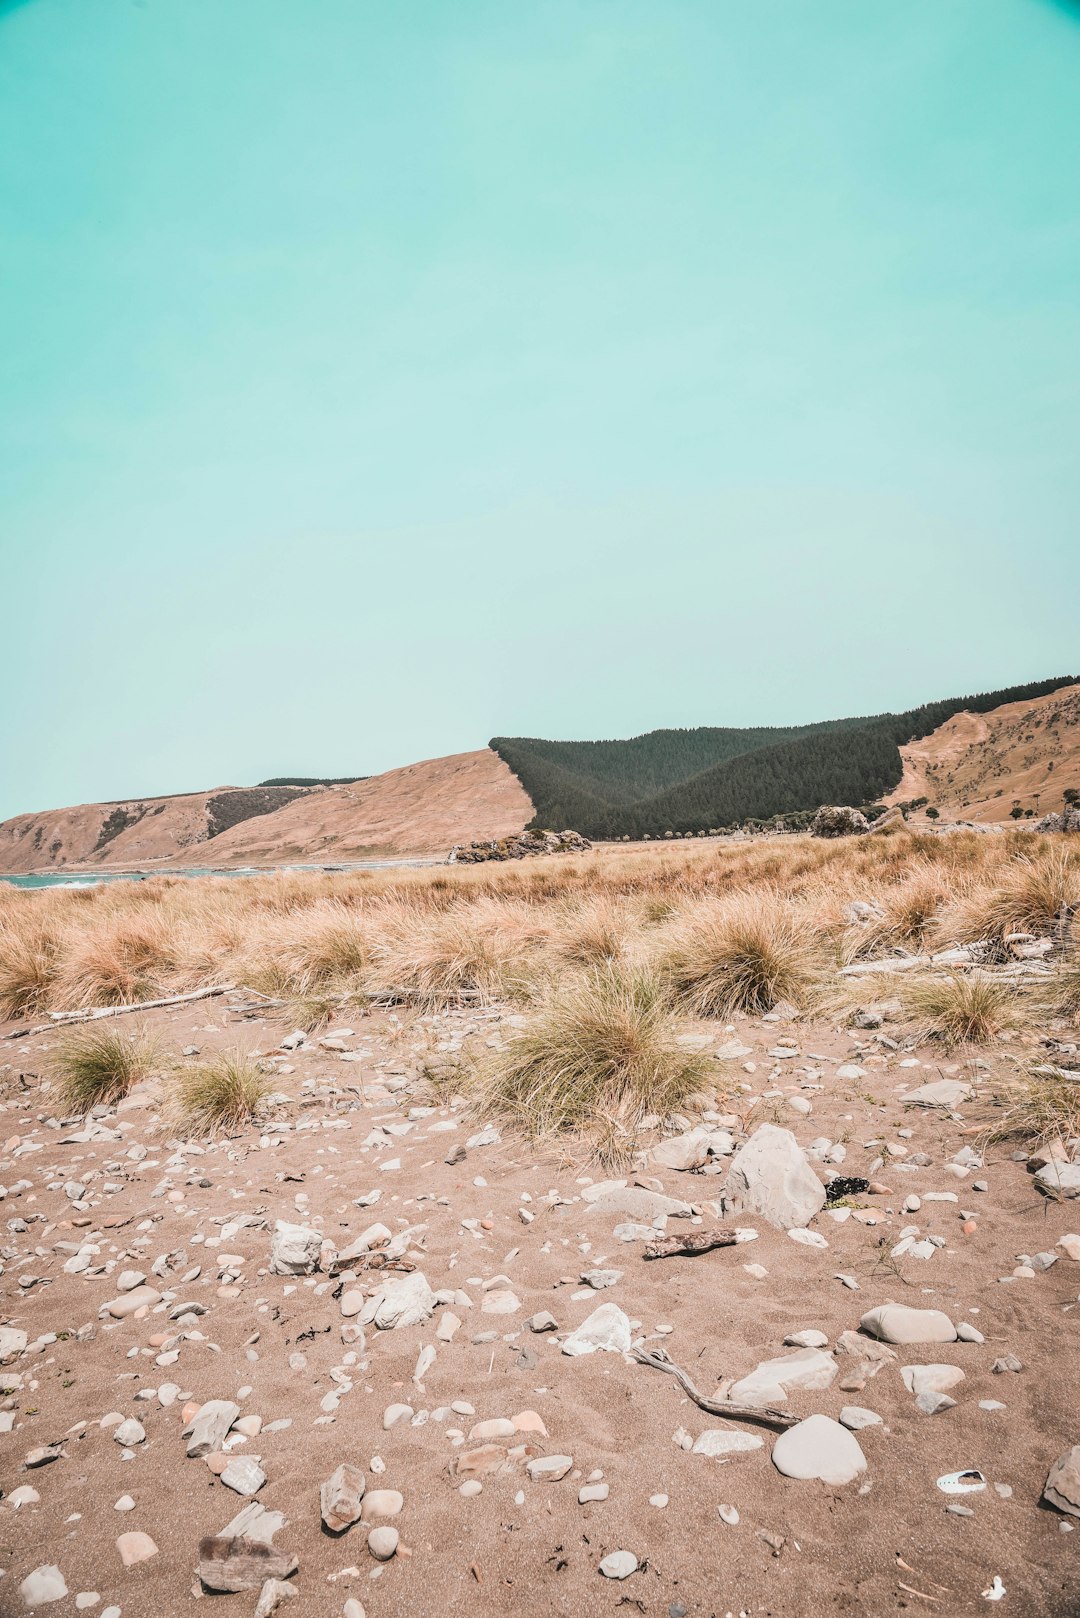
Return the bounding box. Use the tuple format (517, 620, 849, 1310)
(491, 675, 1077, 839)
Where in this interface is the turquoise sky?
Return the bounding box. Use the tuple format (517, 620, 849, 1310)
(2, 0, 1078, 819)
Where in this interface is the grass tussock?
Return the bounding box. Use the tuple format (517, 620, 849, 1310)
(472, 965, 712, 1165)
(1055, 955, 1080, 1022)
(985, 1072, 1080, 1153)
(0, 919, 66, 1018)
(50, 1024, 159, 1112)
(902, 970, 1018, 1047)
(665, 892, 823, 1017)
(168, 1051, 270, 1134)
(0, 828, 1075, 1039)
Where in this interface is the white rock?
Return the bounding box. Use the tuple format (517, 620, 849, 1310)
(728, 1347, 837, 1407)
(691, 1428, 764, 1458)
(112, 1418, 145, 1447)
(220, 1456, 267, 1497)
(562, 1303, 631, 1357)
(787, 1228, 828, 1249)
(599, 1551, 638, 1579)
(19, 1566, 68, 1607)
(859, 1304, 956, 1345)
(723, 1124, 826, 1229)
(359, 1272, 436, 1331)
(269, 1220, 322, 1275)
(771, 1414, 867, 1485)
(367, 1526, 398, 1560)
(901, 1364, 965, 1397)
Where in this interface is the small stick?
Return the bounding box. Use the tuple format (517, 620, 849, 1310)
(3, 983, 237, 1040)
(643, 1230, 738, 1261)
(630, 1345, 797, 1429)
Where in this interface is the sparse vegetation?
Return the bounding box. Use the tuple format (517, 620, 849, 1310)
(665, 892, 823, 1017)
(49, 1023, 160, 1112)
(168, 1051, 270, 1134)
(473, 965, 711, 1165)
(902, 971, 1018, 1046)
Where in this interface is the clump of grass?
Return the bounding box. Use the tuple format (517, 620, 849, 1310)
(56, 914, 175, 1007)
(902, 970, 1017, 1047)
(50, 1024, 159, 1112)
(665, 892, 823, 1017)
(0, 920, 66, 1018)
(472, 965, 711, 1166)
(985, 1071, 1080, 1153)
(935, 849, 1080, 957)
(168, 1051, 270, 1134)
(1053, 952, 1080, 1022)
(367, 902, 531, 1008)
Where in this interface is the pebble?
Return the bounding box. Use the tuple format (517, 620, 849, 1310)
(116, 1531, 158, 1567)
(717, 1504, 740, 1525)
(367, 1526, 399, 1561)
(599, 1551, 638, 1579)
(19, 1566, 68, 1607)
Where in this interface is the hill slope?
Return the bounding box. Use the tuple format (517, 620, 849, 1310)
(886, 682, 1080, 822)
(0, 785, 315, 873)
(492, 675, 1078, 837)
(0, 751, 533, 873)
(174, 749, 532, 866)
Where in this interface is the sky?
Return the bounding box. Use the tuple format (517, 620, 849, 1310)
(1, 0, 1079, 820)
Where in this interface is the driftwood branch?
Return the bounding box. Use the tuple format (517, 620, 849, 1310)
(630, 1345, 797, 1430)
(2, 983, 237, 1041)
(644, 1229, 738, 1261)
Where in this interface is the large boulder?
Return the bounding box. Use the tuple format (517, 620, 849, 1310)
(810, 806, 870, 839)
(724, 1124, 826, 1229)
(449, 829, 591, 864)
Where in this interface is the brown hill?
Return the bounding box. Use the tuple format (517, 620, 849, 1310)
(885, 682, 1080, 822)
(174, 748, 533, 866)
(0, 750, 533, 873)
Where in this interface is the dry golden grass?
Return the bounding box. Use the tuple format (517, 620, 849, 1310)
(472, 964, 711, 1166)
(1, 829, 1076, 1028)
(0, 916, 66, 1018)
(168, 1051, 270, 1134)
(902, 970, 1019, 1047)
(49, 1024, 159, 1113)
(985, 1071, 1080, 1153)
(664, 890, 825, 1017)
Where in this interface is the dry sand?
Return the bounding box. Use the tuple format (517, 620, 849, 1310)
(2, 994, 1079, 1617)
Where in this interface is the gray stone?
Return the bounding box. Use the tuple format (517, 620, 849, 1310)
(902, 1080, 972, 1109)
(269, 1221, 322, 1275)
(320, 1463, 366, 1532)
(859, 1304, 956, 1345)
(1044, 1446, 1080, 1518)
(723, 1124, 826, 1229)
(185, 1399, 241, 1458)
(839, 1406, 883, 1430)
(771, 1414, 867, 1484)
(1035, 1162, 1080, 1199)
(19, 1566, 68, 1607)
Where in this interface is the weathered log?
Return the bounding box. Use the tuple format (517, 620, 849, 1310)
(630, 1345, 797, 1429)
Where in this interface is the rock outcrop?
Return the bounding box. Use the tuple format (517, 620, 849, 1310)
(449, 828, 591, 864)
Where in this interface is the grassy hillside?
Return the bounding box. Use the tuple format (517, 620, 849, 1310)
(492, 675, 1077, 838)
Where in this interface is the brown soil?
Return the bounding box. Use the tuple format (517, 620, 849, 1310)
(887, 685, 1080, 824)
(2, 997, 1078, 1617)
